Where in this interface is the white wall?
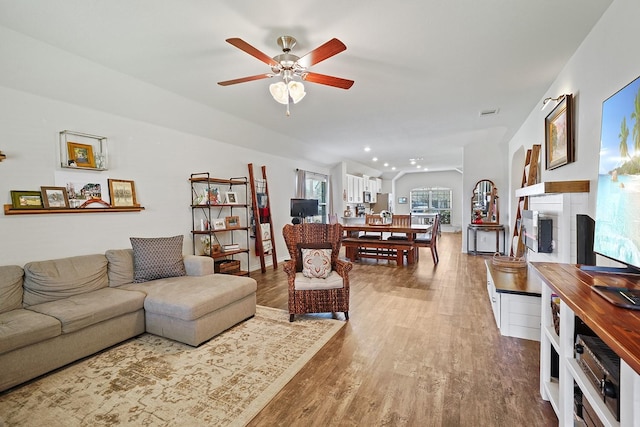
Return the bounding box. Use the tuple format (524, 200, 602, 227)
(463, 139, 508, 252)
(507, 0, 639, 250)
(0, 46, 330, 268)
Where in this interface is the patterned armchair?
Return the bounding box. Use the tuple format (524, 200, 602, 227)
(282, 223, 353, 322)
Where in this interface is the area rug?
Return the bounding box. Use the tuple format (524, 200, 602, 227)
(0, 306, 345, 427)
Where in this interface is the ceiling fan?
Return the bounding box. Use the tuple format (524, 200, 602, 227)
(218, 36, 354, 115)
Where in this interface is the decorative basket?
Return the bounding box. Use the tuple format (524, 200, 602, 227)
(491, 253, 527, 270)
(214, 259, 240, 274)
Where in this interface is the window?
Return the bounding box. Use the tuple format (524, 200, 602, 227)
(410, 187, 451, 225)
(296, 170, 328, 223)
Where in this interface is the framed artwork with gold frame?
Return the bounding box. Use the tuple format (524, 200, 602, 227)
(225, 215, 240, 229)
(545, 94, 574, 170)
(67, 142, 96, 168)
(108, 179, 138, 207)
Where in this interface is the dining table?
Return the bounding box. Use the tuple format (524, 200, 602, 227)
(341, 222, 433, 265)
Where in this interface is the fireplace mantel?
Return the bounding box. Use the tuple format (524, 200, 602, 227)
(514, 180, 590, 198)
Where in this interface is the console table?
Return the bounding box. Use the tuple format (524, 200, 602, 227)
(532, 262, 640, 426)
(468, 224, 505, 255)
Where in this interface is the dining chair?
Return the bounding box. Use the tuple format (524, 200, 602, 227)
(386, 214, 412, 240)
(359, 214, 383, 239)
(414, 214, 439, 264)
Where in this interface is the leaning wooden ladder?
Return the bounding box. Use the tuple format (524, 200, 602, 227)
(248, 163, 278, 272)
(510, 144, 541, 257)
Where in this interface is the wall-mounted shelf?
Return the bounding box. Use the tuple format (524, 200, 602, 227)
(4, 204, 144, 215)
(515, 180, 590, 198)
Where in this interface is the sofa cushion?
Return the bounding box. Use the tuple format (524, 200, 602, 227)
(294, 271, 344, 291)
(130, 236, 186, 283)
(0, 309, 61, 355)
(105, 248, 135, 287)
(183, 255, 215, 276)
(27, 287, 145, 334)
(122, 274, 257, 321)
(23, 254, 108, 306)
(0, 265, 24, 314)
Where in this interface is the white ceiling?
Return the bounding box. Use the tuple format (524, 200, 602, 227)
(0, 0, 612, 178)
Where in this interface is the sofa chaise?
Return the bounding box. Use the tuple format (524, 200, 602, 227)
(0, 236, 256, 392)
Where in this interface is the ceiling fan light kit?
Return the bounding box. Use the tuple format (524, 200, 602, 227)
(269, 81, 306, 105)
(218, 35, 353, 116)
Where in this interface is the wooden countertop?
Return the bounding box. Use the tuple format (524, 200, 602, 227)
(485, 260, 540, 296)
(530, 262, 640, 375)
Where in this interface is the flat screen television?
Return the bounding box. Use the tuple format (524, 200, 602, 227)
(290, 198, 319, 219)
(593, 73, 640, 273)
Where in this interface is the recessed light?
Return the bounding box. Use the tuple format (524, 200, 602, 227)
(383, 162, 389, 167)
(372, 157, 378, 162)
(416, 165, 421, 169)
(364, 147, 371, 152)
(391, 167, 396, 170)
(410, 160, 416, 165)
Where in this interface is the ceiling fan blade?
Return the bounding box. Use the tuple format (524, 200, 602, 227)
(217, 73, 273, 86)
(225, 38, 279, 67)
(302, 72, 354, 89)
(296, 38, 347, 68)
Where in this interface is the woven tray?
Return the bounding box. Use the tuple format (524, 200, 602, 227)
(491, 253, 527, 270)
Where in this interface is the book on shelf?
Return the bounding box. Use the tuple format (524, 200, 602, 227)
(223, 243, 240, 251)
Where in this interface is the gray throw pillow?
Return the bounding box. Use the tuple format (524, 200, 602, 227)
(130, 235, 186, 283)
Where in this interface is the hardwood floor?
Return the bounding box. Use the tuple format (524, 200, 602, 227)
(248, 232, 557, 427)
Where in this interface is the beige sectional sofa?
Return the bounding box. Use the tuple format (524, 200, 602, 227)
(0, 240, 257, 392)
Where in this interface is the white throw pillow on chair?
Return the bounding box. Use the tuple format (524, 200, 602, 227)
(301, 248, 332, 279)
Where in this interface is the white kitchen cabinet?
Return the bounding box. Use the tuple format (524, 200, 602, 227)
(485, 261, 541, 341)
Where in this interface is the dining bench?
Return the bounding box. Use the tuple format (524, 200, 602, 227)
(342, 237, 415, 265)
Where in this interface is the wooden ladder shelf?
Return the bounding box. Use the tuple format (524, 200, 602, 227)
(248, 163, 278, 273)
(510, 144, 541, 257)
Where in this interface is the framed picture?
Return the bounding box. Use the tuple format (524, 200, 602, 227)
(67, 142, 96, 168)
(212, 219, 226, 230)
(108, 179, 138, 207)
(398, 197, 408, 204)
(41, 186, 70, 208)
(545, 94, 574, 170)
(225, 191, 238, 204)
(225, 215, 240, 229)
(10, 191, 43, 209)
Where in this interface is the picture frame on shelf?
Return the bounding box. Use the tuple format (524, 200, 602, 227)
(67, 142, 96, 168)
(545, 94, 574, 170)
(10, 191, 43, 209)
(108, 179, 138, 207)
(225, 215, 240, 229)
(225, 191, 238, 204)
(41, 186, 70, 208)
(212, 218, 226, 230)
(208, 187, 221, 205)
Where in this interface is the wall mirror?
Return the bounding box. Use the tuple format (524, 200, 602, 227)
(471, 179, 499, 224)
